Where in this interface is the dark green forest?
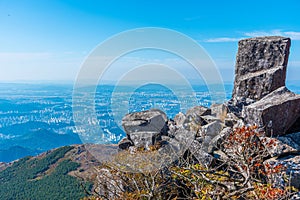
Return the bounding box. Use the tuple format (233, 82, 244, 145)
(0, 146, 92, 200)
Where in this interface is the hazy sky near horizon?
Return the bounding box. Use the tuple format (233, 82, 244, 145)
(1, 0, 300, 83)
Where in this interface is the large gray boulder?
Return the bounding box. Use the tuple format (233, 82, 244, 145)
(189, 140, 214, 167)
(199, 121, 223, 152)
(167, 128, 195, 152)
(122, 109, 168, 148)
(157, 128, 195, 164)
(161, 128, 214, 167)
(232, 36, 290, 102)
(243, 86, 300, 136)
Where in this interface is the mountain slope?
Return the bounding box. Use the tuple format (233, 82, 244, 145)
(0, 145, 108, 200)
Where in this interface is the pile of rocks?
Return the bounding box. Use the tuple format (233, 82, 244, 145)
(119, 105, 237, 166)
(118, 36, 300, 190)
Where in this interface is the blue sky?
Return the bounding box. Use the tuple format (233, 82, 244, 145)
(0, 0, 300, 83)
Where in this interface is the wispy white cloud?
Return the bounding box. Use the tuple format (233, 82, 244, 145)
(204, 30, 300, 43)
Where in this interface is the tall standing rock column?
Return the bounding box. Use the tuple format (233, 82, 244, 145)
(232, 36, 291, 101)
(230, 36, 300, 136)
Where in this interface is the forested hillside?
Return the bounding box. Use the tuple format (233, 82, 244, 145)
(0, 146, 93, 200)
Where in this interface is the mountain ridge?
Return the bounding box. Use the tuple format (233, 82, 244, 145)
(0, 144, 117, 199)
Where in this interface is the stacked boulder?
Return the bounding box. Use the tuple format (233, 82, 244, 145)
(120, 109, 168, 150)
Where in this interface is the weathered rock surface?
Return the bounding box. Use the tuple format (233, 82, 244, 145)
(121, 109, 168, 148)
(166, 128, 195, 152)
(186, 106, 211, 117)
(189, 140, 214, 167)
(157, 128, 195, 163)
(288, 117, 300, 135)
(285, 131, 300, 145)
(183, 106, 211, 132)
(122, 109, 168, 134)
(199, 121, 223, 152)
(260, 133, 300, 157)
(174, 112, 186, 127)
(211, 103, 228, 121)
(232, 36, 290, 101)
(208, 127, 232, 154)
(200, 115, 220, 124)
(243, 86, 300, 136)
(167, 120, 177, 137)
(224, 113, 239, 127)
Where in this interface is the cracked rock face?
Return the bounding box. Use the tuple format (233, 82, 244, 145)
(232, 36, 290, 101)
(243, 87, 300, 136)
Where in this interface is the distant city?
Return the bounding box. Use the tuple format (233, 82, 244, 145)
(0, 82, 299, 162)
